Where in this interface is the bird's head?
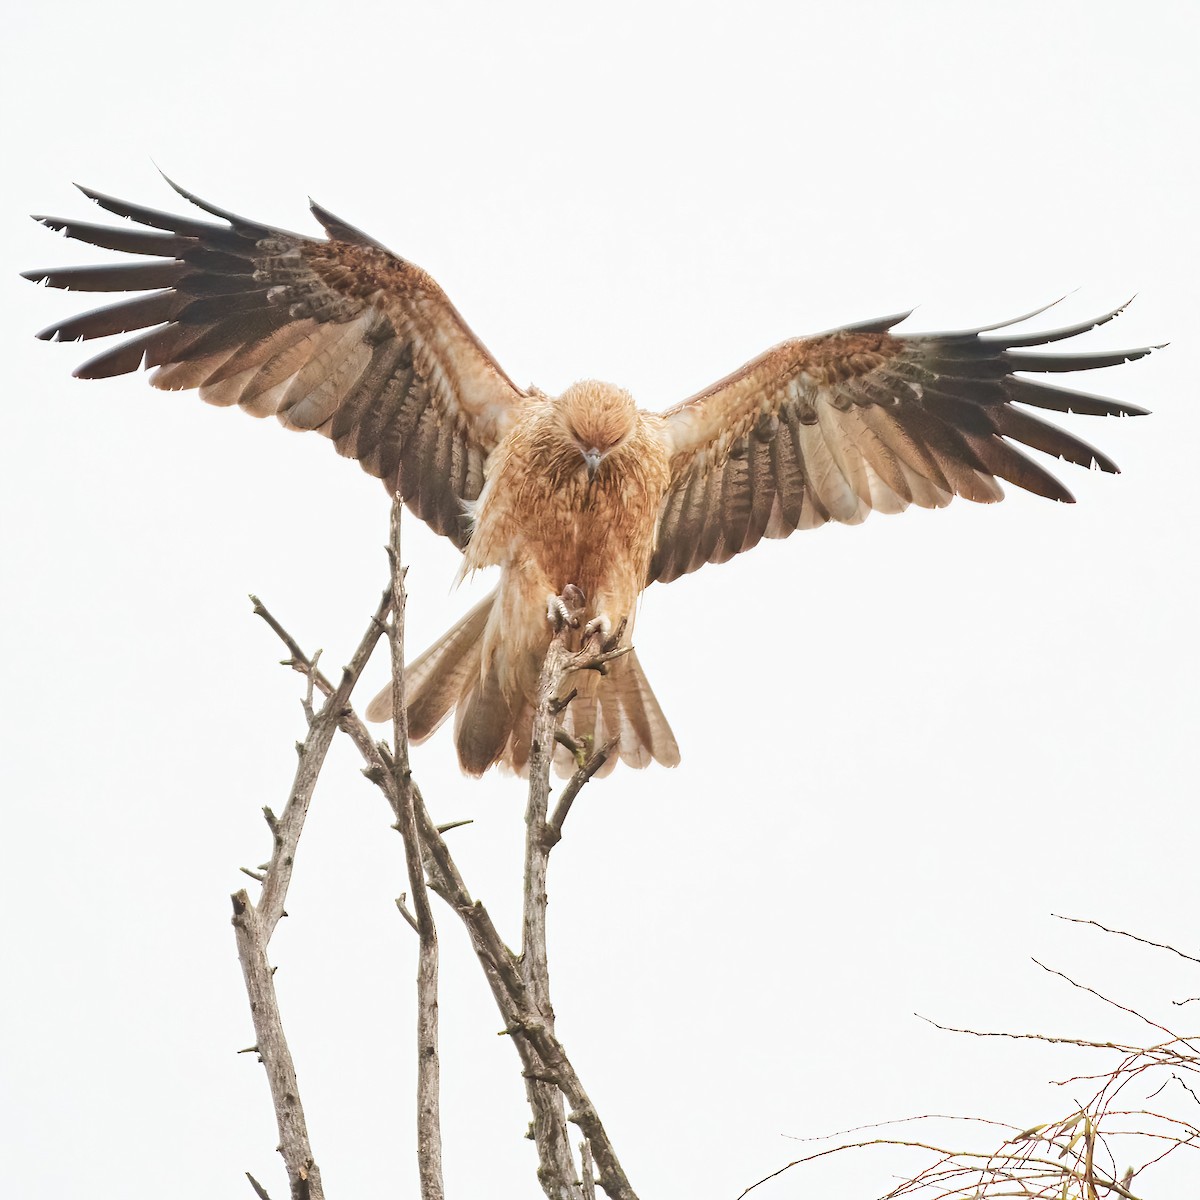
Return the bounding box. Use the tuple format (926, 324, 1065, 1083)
(553, 380, 638, 479)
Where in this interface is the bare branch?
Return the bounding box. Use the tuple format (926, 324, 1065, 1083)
(253, 587, 391, 940)
(231, 890, 325, 1200)
(524, 633, 585, 1197)
(231, 586, 389, 1199)
(386, 496, 444, 1200)
(1053, 914, 1200, 966)
(518, 616, 642, 1200)
(254, 591, 640, 1200)
(1031, 957, 1194, 1050)
(545, 736, 619, 847)
(915, 1013, 1136, 1053)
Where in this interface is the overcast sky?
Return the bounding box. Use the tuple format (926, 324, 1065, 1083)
(2, 2, 1197, 1197)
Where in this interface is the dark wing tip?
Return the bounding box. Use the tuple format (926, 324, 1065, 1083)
(979, 294, 1073, 332)
(154, 169, 274, 236)
(832, 308, 915, 335)
(308, 198, 391, 250)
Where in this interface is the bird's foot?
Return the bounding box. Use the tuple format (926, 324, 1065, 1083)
(583, 613, 626, 653)
(582, 612, 611, 644)
(546, 585, 586, 631)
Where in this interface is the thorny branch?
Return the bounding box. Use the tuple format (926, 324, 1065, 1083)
(233, 585, 391, 1200)
(253, 554, 634, 1198)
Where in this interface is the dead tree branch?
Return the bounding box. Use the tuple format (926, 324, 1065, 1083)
(385, 498, 444, 1200)
(234, 586, 390, 1200)
(253, 590, 638, 1199)
(522, 632, 581, 1197)
(517, 611, 641, 1199)
(545, 736, 619, 848)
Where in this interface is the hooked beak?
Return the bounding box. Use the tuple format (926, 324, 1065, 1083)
(582, 447, 603, 480)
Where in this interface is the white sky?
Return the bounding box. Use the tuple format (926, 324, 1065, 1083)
(2, 2, 1197, 1197)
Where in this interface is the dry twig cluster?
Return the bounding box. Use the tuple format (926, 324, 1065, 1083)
(741, 918, 1199, 1200)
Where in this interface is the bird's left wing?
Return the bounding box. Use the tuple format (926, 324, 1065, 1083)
(25, 180, 526, 548)
(649, 305, 1152, 583)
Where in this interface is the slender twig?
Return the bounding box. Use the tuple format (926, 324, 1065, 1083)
(546, 736, 619, 847)
(735, 1134, 1143, 1200)
(385, 496, 444, 1200)
(1031, 957, 1195, 1050)
(1052, 915, 1200, 966)
(254, 589, 388, 940)
(233, 586, 390, 1200)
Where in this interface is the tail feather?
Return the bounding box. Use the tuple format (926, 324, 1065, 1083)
(553, 649, 679, 776)
(365, 591, 495, 731)
(456, 666, 518, 777)
(367, 590, 680, 775)
(614, 652, 681, 763)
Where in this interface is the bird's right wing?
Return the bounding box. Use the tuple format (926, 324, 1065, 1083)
(25, 178, 526, 548)
(649, 304, 1153, 583)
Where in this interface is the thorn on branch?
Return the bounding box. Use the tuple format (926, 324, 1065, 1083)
(240, 866, 267, 883)
(245, 1171, 274, 1200)
(435, 819, 474, 834)
(395, 895, 420, 934)
(236, 1044, 260, 1056)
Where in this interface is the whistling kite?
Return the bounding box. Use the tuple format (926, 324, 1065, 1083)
(25, 180, 1151, 775)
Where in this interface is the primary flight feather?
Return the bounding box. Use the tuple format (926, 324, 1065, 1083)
(25, 179, 1152, 775)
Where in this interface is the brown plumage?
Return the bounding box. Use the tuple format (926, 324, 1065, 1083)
(25, 179, 1154, 774)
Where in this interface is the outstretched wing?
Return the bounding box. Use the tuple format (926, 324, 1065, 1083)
(649, 304, 1153, 583)
(25, 179, 526, 548)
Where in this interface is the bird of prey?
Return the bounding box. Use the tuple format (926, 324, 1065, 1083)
(25, 180, 1152, 775)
